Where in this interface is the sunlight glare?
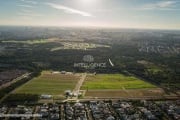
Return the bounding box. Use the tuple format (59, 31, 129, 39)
(80, 0, 96, 4)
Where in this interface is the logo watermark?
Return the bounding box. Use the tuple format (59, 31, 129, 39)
(0, 114, 42, 118)
(83, 55, 94, 62)
(74, 55, 106, 69)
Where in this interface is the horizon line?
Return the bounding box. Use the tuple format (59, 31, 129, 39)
(0, 24, 180, 31)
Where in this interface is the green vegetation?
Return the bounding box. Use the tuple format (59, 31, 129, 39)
(0, 72, 39, 100)
(0, 27, 179, 91)
(2, 94, 39, 104)
(2, 39, 50, 44)
(15, 71, 79, 95)
(82, 74, 156, 90)
(137, 60, 163, 74)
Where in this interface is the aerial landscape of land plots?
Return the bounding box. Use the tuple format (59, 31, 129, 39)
(13, 72, 165, 99)
(0, 27, 179, 103)
(14, 71, 80, 96)
(81, 74, 165, 98)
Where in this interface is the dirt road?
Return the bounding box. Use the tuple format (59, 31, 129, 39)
(73, 73, 87, 96)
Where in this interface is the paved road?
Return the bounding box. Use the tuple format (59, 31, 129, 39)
(122, 87, 133, 98)
(0, 73, 31, 89)
(64, 73, 87, 102)
(79, 95, 180, 102)
(73, 73, 87, 95)
(0, 73, 32, 103)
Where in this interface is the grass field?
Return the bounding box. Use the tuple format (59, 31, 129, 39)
(81, 74, 162, 98)
(14, 71, 80, 95)
(81, 74, 156, 90)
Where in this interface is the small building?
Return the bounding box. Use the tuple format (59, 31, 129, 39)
(61, 71, 66, 74)
(40, 94, 52, 99)
(65, 90, 72, 96)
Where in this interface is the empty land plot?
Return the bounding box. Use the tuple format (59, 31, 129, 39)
(85, 89, 165, 98)
(14, 71, 80, 95)
(81, 74, 161, 98)
(81, 74, 156, 90)
(51, 42, 110, 51)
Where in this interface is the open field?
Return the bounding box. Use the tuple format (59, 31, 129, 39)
(14, 71, 80, 95)
(51, 42, 110, 51)
(13, 72, 169, 99)
(81, 74, 156, 90)
(84, 89, 166, 98)
(1, 39, 52, 44)
(81, 74, 163, 98)
(1, 38, 110, 51)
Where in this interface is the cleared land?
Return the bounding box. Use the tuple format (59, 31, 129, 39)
(2, 38, 110, 51)
(1, 39, 51, 44)
(84, 89, 165, 98)
(81, 74, 156, 90)
(81, 74, 163, 98)
(14, 73, 164, 99)
(14, 71, 80, 95)
(51, 42, 110, 51)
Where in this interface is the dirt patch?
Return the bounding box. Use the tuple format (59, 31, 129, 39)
(84, 88, 165, 98)
(85, 90, 128, 98)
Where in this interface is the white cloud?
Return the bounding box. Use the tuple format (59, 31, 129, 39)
(20, 9, 33, 13)
(46, 3, 93, 17)
(18, 16, 32, 20)
(17, 4, 33, 8)
(157, 1, 176, 7)
(142, 1, 177, 10)
(17, 12, 43, 17)
(20, 0, 37, 4)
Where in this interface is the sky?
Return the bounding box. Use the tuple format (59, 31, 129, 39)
(0, 0, 180, 29)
